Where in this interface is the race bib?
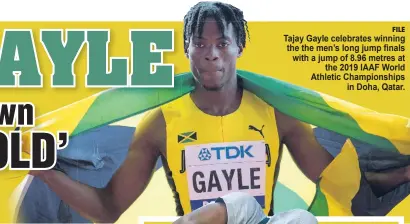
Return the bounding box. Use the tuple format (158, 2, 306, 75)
(185, 141, 267, 210)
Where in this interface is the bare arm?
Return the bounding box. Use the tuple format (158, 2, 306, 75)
(32, 108, 165, 223)
(275, 110, 334, 182)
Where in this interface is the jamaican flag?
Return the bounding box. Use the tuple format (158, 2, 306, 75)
(1, 70, 409, 223)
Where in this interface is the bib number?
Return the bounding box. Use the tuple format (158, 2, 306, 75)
(185, 141, 267, 210)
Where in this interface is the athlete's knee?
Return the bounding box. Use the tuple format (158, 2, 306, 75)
(278, 209, 318, 224)
(294, 209, 317, 223)
(173, 217, 194, 224)
(219, 192, 266, 224)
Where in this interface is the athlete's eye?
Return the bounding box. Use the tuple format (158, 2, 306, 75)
(194, 43, 205, 48)
(218, 42, 229, 48)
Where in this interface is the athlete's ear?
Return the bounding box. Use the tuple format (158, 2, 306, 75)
(184, 48, 190, 59)
(237, 46, 243, 58)
(184, 40, 190, 59)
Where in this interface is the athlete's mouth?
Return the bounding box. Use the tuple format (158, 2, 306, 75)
(201, 69, 223, 73)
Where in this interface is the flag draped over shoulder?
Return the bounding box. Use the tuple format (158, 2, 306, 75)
(3, 70, 410, 222)
(21, 69, 410, 152)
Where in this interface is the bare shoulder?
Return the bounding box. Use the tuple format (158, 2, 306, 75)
(130, 107, 166, 157)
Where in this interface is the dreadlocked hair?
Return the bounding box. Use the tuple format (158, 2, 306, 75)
(183, 1, 250, 53)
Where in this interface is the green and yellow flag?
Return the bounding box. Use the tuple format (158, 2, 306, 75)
(2, 70, 409, 222)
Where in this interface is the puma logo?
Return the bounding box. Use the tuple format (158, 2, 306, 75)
(249, 125, 265, 138)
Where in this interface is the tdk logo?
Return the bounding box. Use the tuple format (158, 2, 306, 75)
(198, 148, 212, 161)
(213, 145, 254, 160)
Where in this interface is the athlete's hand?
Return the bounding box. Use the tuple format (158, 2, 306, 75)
(405, 165, 410, 182)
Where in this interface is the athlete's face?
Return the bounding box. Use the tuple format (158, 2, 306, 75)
(186, 18, 243, 91)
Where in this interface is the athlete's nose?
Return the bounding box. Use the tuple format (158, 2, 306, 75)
(205, 46, 219, 61)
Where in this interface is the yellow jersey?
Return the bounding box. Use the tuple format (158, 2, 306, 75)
(160, 90, 281, 216)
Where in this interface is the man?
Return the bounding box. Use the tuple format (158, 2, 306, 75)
(30, 2, 332, 223)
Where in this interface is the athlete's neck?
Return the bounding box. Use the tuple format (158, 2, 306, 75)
(191, 75, 242, 116)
